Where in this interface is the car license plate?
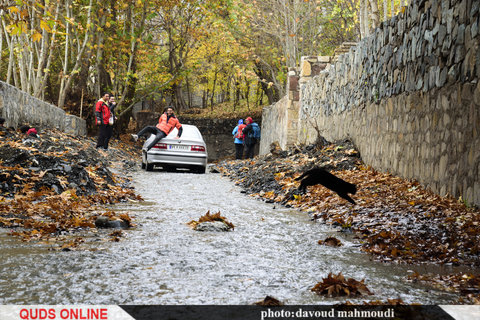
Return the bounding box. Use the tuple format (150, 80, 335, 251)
(168, 144, 190, 151)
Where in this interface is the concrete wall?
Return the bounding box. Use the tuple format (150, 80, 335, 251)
(259, 57, 330, 154)
(260, 96, 289, 155)
(0, 81, 86, 136)
(296, 0, 479, 206)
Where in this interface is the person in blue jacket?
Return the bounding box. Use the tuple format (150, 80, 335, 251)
(232, 119, 246, 159)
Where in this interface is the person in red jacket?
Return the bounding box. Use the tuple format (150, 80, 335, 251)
(132, 106, 183, 151)
(95, 93, 111, 150)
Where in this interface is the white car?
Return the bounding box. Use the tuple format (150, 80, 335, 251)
(141, 124, 208, 173)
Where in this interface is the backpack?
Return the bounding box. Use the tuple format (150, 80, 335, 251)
(248, 123, 261, 139)
(235, 124, 246, 139)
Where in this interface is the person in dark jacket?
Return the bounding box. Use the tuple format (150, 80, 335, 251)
(242, 117, 260, 159)
(95, 93, 111, 150)
(132, 106, 183, 151)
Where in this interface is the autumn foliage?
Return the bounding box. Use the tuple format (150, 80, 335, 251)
(0, 129, 141, 249)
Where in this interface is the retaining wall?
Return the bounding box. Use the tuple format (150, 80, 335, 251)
(0, 81, 86, 136)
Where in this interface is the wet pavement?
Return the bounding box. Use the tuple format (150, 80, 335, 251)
(0, 168, 462, 304)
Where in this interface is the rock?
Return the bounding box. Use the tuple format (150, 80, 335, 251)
(300, 60, 312, 77)
(436, 67, 447, 87)
(456, 24, 465, 45)
(254, 296, 284, 306)
(269, 141, 288, 158)
(471, 1, 479, 17)
(437, 24, 447, 44)
(51, 184, 60, 194)
(95, 216, 129, 229)
(95, 216, 110, 228)
(455, 45, 466, 64)
(472, 18, 479, 39)
(195, 221, 232, 232)
(209, 166, 220, 174)
(107, 219, 129, 229)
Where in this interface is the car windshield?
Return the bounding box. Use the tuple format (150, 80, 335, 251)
(166, 125, 202, 140)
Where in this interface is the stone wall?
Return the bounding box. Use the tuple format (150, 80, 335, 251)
(297, 0, 479, 206)
(0, 81, 86, 136)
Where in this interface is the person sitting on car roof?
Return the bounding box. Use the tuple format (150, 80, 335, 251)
(131, 106, 183, 151)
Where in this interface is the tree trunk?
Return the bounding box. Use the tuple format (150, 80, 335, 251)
(186, 76, 192, 108)
(202, 89, 207, 109)
(58, 0, 93, 109)
(384, 0, 387, 21)
(116, 0, 148, 134)
(35, 3, 60, 99)
(369, 0, 380, 30)
(255, 82, 261, 107)
(233, 80, 240, 111)
(362, 0, 369, 37)
(171, 82, 187, 111)
(253, 61, 280, 105)
(244, 75, 250, 111)
(94, 14, 112, 98)
(225, 76, 231, 102)
(209, 69, 218, 108)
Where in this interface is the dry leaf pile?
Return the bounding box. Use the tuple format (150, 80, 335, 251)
(407, 272, 480, 304)
(311, 272, 373, 297)
(0, 128, 142, 249)
(187, 210, 235, 230)
(318, 236, 343, 247)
